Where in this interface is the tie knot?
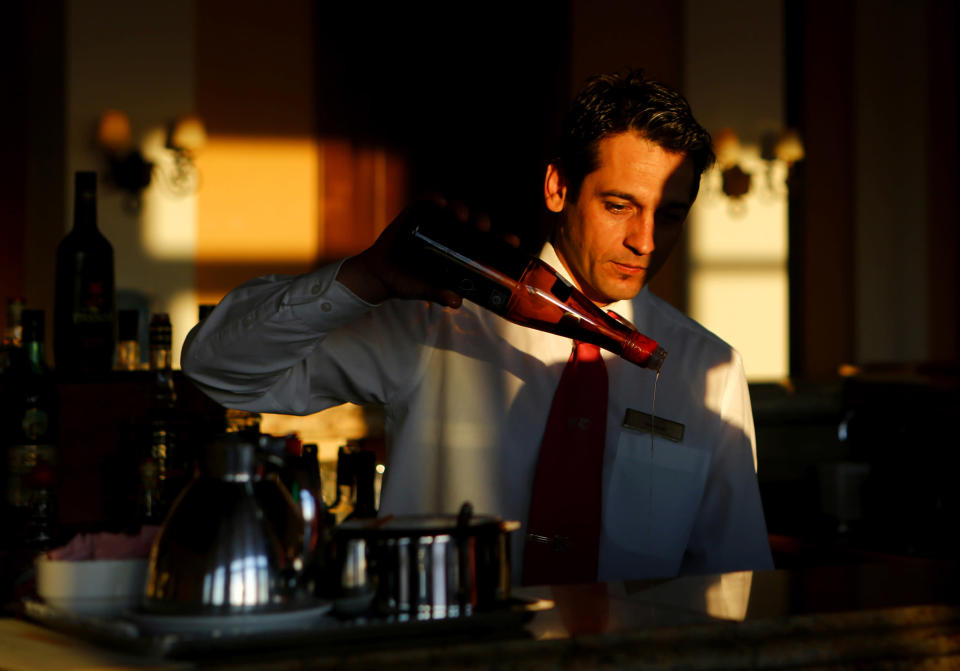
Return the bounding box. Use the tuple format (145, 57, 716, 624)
(575, 341, 602, 362)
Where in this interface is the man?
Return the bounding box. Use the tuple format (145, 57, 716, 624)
(181, 69, 773, 584)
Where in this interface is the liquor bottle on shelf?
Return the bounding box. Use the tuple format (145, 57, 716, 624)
(3, 297, 25, 347)
(344, 449, 377, 521)
(4, 310, 60, 551)
(55, 171, 116, 379)
(198, 303, 216, 322)
(396, 202, 666, 370)
(327, 445, 355, 525)
(137, 313, 185, 525)
(148, 313, 177, 408)
(1, 298, 25, 389)
(116, 309, 141, 371)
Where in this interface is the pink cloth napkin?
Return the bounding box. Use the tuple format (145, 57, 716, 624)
(45, 526, 161, 560)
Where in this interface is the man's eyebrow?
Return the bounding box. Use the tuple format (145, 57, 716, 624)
(600, 190, 690, 210)
(600, 190, 640, 204)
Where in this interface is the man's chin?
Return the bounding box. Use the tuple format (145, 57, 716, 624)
(594, 278, 645, 305)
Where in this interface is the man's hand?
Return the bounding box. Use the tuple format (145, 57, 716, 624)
(337, 198, 479, 308)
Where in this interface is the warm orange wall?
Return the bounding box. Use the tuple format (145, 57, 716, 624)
(193, 1, 407, 306)
(194, 0, 321, 306)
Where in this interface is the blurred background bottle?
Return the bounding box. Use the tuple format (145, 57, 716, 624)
(4, 310, 60, 551)
(137, 313, 184, 524)
(116, 309, 141, 371)
(54, 171, 116, 379)
(148, 313, 176, 408)
(3, 297, 25, 348)
(345, 449, 377, 521)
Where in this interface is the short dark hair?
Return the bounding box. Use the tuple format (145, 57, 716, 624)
(556, 69, 715, 202)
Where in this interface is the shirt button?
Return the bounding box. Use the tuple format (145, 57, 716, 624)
(320, 302, 332, 312)
(310, 283, 323, 295)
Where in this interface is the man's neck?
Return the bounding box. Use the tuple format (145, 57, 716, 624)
(548, 238, 611, 308)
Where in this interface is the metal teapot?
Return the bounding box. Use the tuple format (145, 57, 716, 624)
(143, 434, 312, 614)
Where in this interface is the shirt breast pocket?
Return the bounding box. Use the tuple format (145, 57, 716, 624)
(604, 430, 710, 559)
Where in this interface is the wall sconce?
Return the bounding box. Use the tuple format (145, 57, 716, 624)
(96, 110, 207, 210)
(711, 127, 804, 214)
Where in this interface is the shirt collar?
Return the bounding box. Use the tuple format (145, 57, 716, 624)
(539, 241, 639, 323)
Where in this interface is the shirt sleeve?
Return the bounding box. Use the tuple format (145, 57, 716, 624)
(680, 350, 774, 574)
(180, 259, 433, 415)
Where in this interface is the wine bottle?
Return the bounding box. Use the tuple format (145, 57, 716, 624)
(5, 310, 60, 551)
(55, 171, 116, 379)
(397, 203, 666, 370)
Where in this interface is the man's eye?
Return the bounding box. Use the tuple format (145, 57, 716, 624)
(605, 202, 629, 213)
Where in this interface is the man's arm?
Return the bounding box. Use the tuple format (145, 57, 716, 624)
(181, 201, 468, 415)
(181, 261, 383, 414)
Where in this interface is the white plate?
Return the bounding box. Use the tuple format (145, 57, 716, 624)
(127, 601, 334, 635)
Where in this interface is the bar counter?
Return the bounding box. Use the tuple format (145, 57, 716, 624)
(2, 557, 959, 670)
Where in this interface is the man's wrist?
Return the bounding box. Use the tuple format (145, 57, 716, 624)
(336, 254, 390, 305)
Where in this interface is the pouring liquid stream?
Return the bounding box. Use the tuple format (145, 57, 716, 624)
(648, 369, 660, 536)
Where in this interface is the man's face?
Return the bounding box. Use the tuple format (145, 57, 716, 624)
(549, 132, 696, 305)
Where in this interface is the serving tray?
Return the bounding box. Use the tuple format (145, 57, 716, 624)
(18, 596, 552, 659)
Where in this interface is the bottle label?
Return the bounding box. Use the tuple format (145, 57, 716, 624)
(72, 278, 112, 322)
(6, 443, 56, 509)
(421, 248, 513, 315)
(72, 310, 113, 324)
(21, 407, 49, 442)
(395, 202, 531, 315)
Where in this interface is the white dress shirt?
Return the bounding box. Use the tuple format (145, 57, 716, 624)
(181, 243, 773, 583)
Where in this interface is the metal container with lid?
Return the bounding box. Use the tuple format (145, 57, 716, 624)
(332, 503, 519, 620)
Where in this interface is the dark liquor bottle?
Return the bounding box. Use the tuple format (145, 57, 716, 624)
(55, 171, 116, 379)
(327, 445, 355, 524)
(148, 313, 177, 408)
(3, 297, 25, 347)
(346, 449, 377, 520)
(116, 309, 141, 371)
(138, 313, 182, 524)
(5, 310, 60, 551)
(397, 202, 666, 370)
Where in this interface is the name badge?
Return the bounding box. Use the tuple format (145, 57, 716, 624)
(622, 408, 685, 443)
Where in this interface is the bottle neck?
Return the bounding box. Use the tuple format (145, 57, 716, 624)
(24, 341, 47, 374)
(73, 189, 98, 233)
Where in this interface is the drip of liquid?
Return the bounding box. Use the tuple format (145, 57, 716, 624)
(651, 369, 659, 457)
(648, 369, 660, 536)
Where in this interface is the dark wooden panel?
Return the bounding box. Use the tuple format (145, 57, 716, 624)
(926, 1, 959, 362)
(786, 0, 857, 380)
(54, 372, 224, 530)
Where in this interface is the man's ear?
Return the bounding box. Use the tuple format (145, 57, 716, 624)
(544, 163, 567, 213)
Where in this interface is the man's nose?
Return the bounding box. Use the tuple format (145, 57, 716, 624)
(624, 211, 655, 255)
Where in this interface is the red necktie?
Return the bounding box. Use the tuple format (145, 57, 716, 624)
(522, 340, 607, 586)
